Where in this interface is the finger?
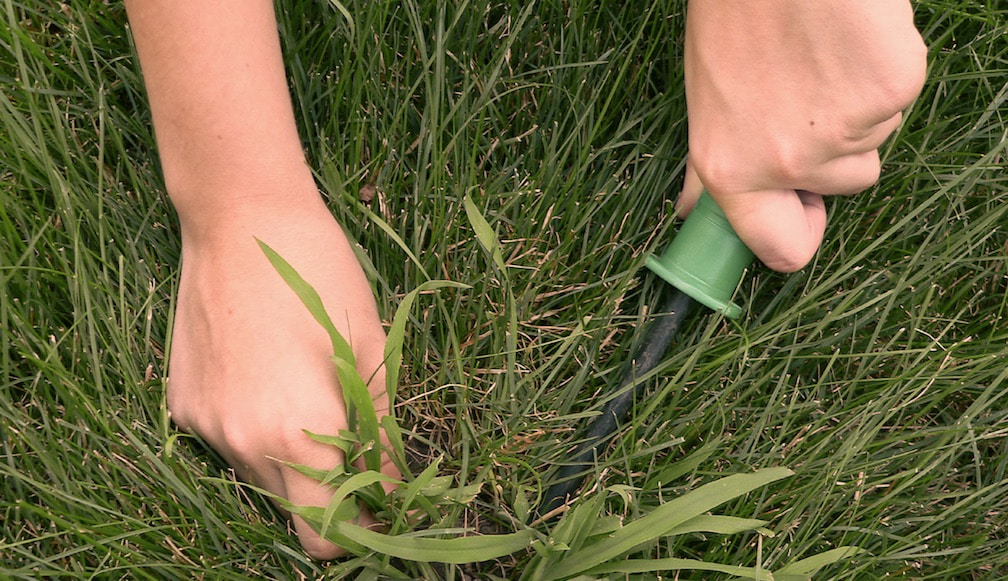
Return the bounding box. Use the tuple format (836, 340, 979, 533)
(236, 456, 288, 502)
(279, 341, 399, 561)
(675, 157, 704, 217)
(719, 189, 826, 273)
(802, 149, 882, 196)
(190, 416, 292, 505)
(349, 326, 402, 481)
(279, 441, 359, 560)
(844, 110, 903, 152)
(789, 112, 898, 194)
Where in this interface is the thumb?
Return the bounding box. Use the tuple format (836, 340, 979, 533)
(676, 157, 826, 272)
(718, 189, 826, 273)
(674, 157, 704, 217)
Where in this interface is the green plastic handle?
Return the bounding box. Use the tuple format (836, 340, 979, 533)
(645, 192, 754, 318)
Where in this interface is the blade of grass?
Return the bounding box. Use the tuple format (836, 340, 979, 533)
(257, 238, 382, 472)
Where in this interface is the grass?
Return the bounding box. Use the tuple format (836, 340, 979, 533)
(2, 0, 1007, 578)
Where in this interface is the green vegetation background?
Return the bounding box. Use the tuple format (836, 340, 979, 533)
(2, 1, 1006, 578)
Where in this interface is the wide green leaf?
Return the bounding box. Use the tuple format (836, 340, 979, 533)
(543, 467, 793, 579)
(775, 546, 865, 581)
(330, 354, 383, 471)
(330, 522, 536, 564)
(665, 514, 769, 536)
(319, 471, 397, 538)
(463, 193, 507, 273)
(256, 238, 355, 366)
(584, 557, 774, 580)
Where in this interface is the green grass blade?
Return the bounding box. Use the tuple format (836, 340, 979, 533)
(774, 546, 865, 581)
(547, 490, 606, 552)
(359, 203, 431, 280)
(256, 238, 355, 365)
(583, 557, 773, 580)
(463, 193, 507, 273)
(380, 413, 409, 478)
(384, 279, 469, 405)
(325, 0, 355, 41)
(390, 455, 442, 533)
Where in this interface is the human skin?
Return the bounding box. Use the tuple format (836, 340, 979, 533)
(679, 0, 927, 272)
(124, 0, 398, 560)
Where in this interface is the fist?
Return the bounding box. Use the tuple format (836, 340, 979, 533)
(679, 0, 927, 272)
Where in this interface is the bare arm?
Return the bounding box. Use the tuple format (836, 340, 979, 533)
(126, 0, 320, 230)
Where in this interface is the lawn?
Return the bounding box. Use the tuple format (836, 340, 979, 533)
(2, 1, 1007, 578)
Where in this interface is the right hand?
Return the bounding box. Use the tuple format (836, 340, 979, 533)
(678, 0, 927, 272)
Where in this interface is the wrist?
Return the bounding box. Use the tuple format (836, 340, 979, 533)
(168, 169, 329, 244)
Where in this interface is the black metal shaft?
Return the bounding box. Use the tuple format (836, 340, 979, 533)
(538, 287, 696, 517)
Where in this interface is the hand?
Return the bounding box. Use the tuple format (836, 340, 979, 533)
(125, 0, 401, 558)
(166, 201, 400, 560)
(678, 0, 927, 272)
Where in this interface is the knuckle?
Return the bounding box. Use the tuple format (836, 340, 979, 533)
(764, 141, 809, 186)
(219, 419, 260, 460)
(690, 151, 750, 194)
(222, 409, 300, 463)
(878, 39, 928, 109)
(272, 421, 315, 459)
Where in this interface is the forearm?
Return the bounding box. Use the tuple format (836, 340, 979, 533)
(125, 0, 319, 228)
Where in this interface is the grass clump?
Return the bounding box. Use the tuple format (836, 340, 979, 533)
(2, 0, 1007, 578)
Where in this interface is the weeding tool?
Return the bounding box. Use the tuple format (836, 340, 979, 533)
(538, 192, 754, 517)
